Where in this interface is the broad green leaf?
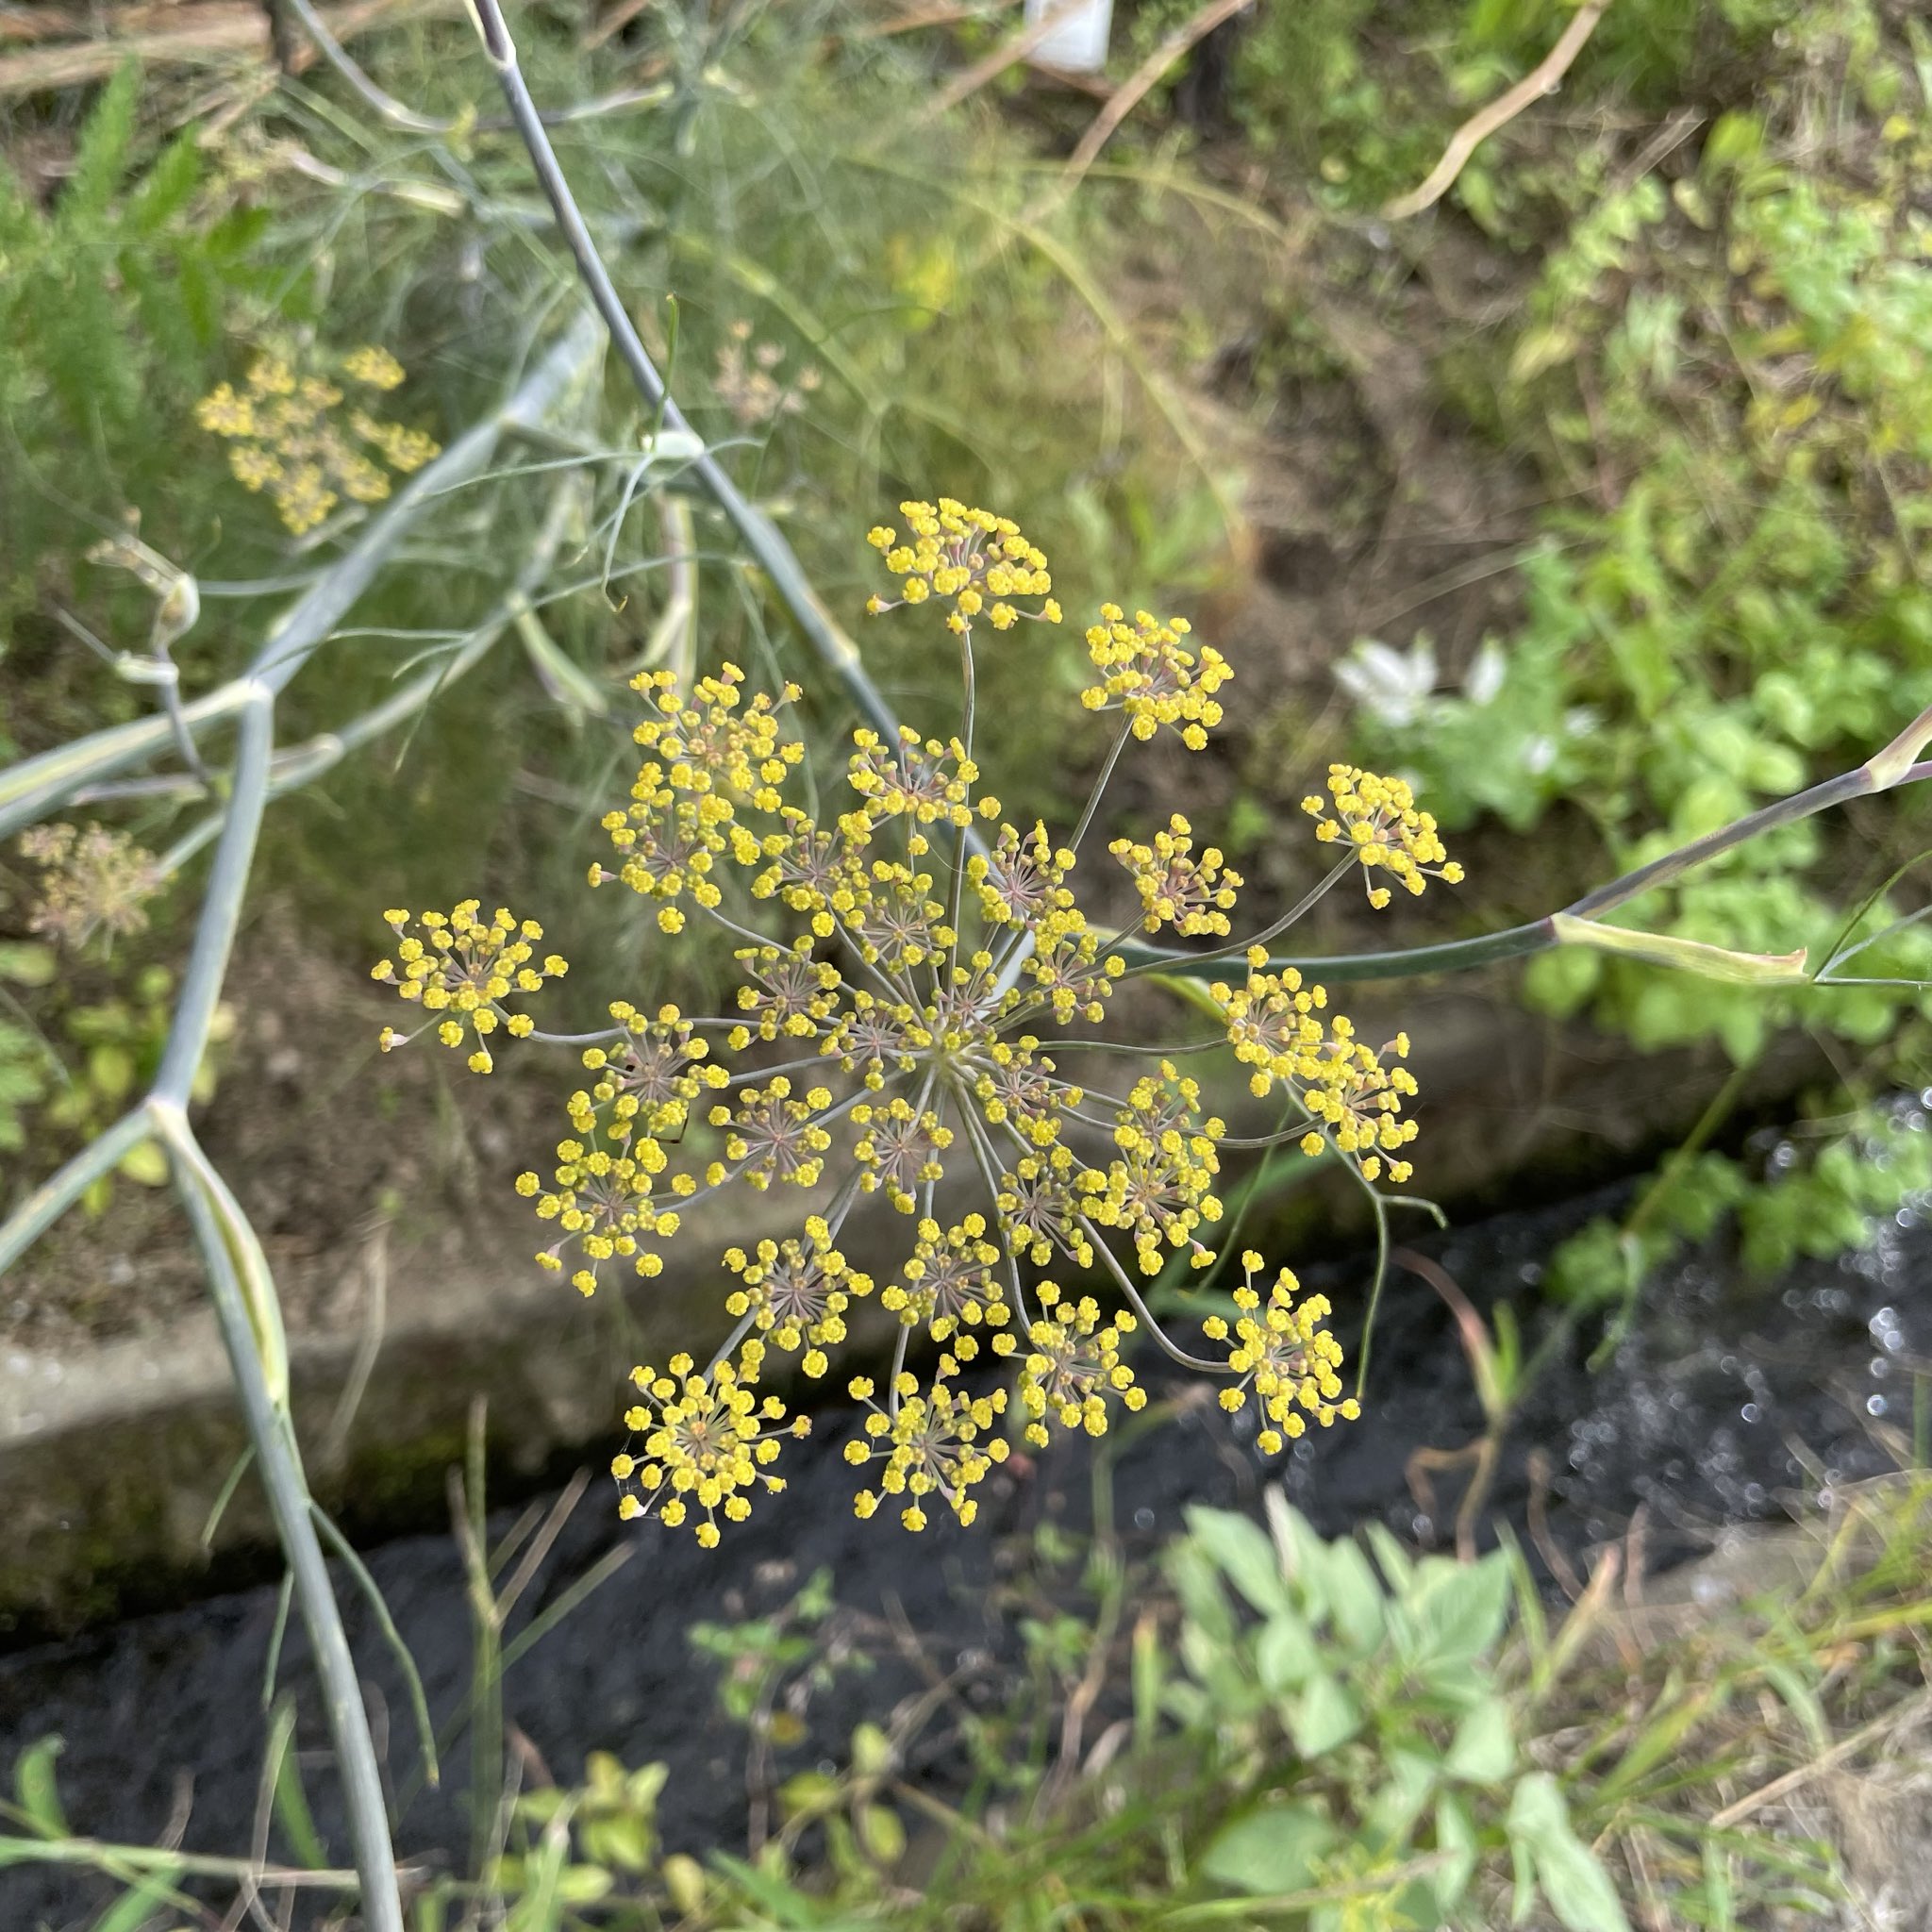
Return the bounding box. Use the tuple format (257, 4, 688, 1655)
(1363, 1745, 1439, 1848)
(0, 943, 56, 986)
(859, 1802, 906, 1864)
(1406, 1556, 1512, 1669)
(1445, 1697, 1516, 1783)
(1507, 1774, 1630, 1932)
(1509, 325, 1579, 383)
(118, 1139, 169, 1187)
(1265, 1495, 1331, 1621)
(557, 1865, 614, 1904)
(1164, 1541, 1236, 1646)
(1362, 1522, 1416, 1593)
(580, 1811, 653, 1873)
(1420, 1656, 1491, 1712)
(1255, 1608, 1317, 1694)
(89, 1041, 136, 1103)
(1290, 1672, 1362, 1757)
(1185, 1507, 1290, 1615)
(1435, 1791, 1478, 1906)
(1323, 1538, 1386, 1654)
(1199, 1803, 1338, 1894)
(1704, 110, 1763, 171)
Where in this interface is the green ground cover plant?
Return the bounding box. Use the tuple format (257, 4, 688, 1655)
(1159, 0, 1932, 1310)
(12, 1447, 1932, 1931)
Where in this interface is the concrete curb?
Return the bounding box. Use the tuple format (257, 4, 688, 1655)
(0, 984, 1815, 1638)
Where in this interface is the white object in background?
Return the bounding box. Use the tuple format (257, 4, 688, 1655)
(1025, 0, 1113, 74)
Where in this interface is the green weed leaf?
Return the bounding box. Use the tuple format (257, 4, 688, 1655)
(1199, 1802, 1339, 1893)
(12, 1736, 67, 1838)
(1444, 1697, 1515, 1782)
(1291, 1673, 1363, 1757)
(1185, 1506, 1291, 1616)
(1507, 1774, 1630, 1932)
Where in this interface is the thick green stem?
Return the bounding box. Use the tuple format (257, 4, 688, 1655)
(173, 1143, 405, 1932)
(461, 0, 909, 753)
(0, 1106, 155, 1274)
(0, 683, 254, 841)
(161, 1111, 290, 1411)
(154, 691, 273, 1105)
(1131, 751, 1932, 986)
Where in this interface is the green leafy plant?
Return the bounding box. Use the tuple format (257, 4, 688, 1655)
(1550, 1102, 1932, 1315)
(1167, 1498, 1626, 1930)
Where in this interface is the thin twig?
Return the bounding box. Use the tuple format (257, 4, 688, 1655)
(0, 0, 432, 94)
(1050, 0, 1251, 203)
(581, 0, 652, 50)
(1710, 1690, 1932, 1829)
(909, 0, 1090, 125)
(283, 0, 462, 134)
(4, 1834, 418, 1890)
(1382, 0, 1611, 221)
(854, 0, 1022, 39)
(459, 0, 966, 791)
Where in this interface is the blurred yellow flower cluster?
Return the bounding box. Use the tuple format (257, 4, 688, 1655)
(195, 344, 440, 535)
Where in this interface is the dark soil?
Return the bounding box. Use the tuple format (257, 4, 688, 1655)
(1, 1164, 1924, 1928)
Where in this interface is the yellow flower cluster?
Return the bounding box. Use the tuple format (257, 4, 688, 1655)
(845, 1366, 1009, 1530)
(724, 1224, 871, 1376)
(1080, 605, 1229, 749)
(1108, 813, 1241, 936)
(569, 1003, 728, 1146)
(517, 1138, 689, 1296)
(879, 1215, 1015, 1357)
(1078, 1061, 1224, 1274)
(1205, 1253, 1357, 1452)
(1303, 764, 1465, 910)
(195, 345, 440, 535)
(375, 502, 1465, 1544)
(19, 821, 158, 950)
(1017, 1284, 1146, 1445)
(614, 1351, 808, 1548)
(372, 903, 567, 1073)
(1213, 953, 1419, 1184)
(597, 666, 804, 933)
(865, 497, 1060, 634)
